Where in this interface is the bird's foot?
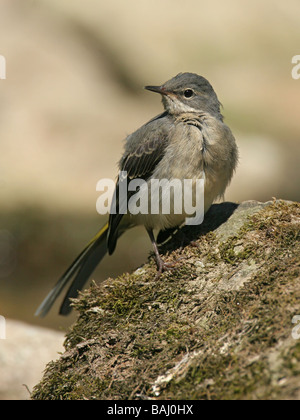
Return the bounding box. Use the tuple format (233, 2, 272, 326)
(154, 255, 183, 280)
(178, 230, 200, 251)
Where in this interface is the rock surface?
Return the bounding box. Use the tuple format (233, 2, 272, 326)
(31, 200, 300, 400)
(0, 319, 64, 400)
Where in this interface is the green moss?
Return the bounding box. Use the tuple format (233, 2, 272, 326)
(31, 200, 300, 400)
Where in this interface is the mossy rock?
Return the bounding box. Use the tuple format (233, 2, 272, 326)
(32, 200, 300, 400)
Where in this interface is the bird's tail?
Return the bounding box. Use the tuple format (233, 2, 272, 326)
(35, 222, 110, 317)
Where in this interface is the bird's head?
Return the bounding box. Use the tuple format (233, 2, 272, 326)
(145, 72, 222, 119)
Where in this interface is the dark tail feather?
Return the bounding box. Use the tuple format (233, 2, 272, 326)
(59, 237, 108, 315)
(35, 223, 109, 317)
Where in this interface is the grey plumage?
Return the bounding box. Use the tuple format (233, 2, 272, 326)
(35, 72, 238, 317)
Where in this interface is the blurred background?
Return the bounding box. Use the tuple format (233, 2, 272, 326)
(0, 0, 299, 393)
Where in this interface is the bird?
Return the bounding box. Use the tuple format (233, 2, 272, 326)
(35, 72, 238, 317)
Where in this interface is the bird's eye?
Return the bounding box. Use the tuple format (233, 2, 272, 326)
(183, 89, 194, 98)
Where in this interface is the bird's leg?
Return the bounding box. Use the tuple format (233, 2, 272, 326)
(178, 230, 200, 250)
(146, 228, 176, 278)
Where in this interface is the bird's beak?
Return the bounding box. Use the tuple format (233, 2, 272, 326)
(144, 85, 169, 96)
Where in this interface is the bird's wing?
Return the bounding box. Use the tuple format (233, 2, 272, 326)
(107, 112, 172, 254)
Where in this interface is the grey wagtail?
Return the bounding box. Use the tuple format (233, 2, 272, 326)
(35, 72, 238, 317)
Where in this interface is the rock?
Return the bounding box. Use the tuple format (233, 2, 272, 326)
(31, 200, 300, 400)
(0, 319, 64, 400)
